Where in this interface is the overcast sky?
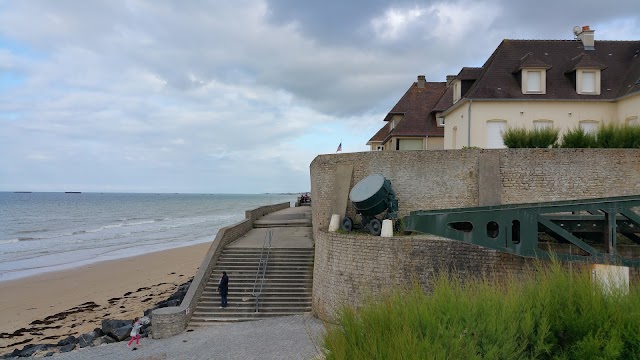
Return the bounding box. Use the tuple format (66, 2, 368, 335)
(1, 1, 638, 193)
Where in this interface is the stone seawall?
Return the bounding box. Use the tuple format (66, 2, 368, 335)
(310, 149, 640, 320)
(152, 202, 290, 339)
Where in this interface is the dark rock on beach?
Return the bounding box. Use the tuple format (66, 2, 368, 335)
(92, 335, 116, 347)
(105, 325, 132, 342)
(56, 335, 77, 347)
(59, 344, 75, 353)
(10, 343, 54, 358)
(77, 329, 102, 348)
(100, 319, 130, 333)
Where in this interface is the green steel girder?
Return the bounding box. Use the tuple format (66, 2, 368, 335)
(403, 195, 640, 267)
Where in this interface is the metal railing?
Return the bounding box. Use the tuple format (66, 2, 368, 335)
(251, 229, 272, 312)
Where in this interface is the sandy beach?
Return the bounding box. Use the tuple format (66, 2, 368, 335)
(0, 242, 210, 353)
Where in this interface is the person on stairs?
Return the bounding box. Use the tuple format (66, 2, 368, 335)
(217, 271, 229, 308)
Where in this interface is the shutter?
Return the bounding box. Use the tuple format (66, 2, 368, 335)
(398, 139, 424, 150)
(486, 122, 506, 149)
(527, 71, 541, 92)
(582, 72, 595, 93)
(580, 121, 598, 134)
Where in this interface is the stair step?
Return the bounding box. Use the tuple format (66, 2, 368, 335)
(197, 302, 311, 309)
(202, 290, 311, 296)
(189, 312, 311, 324)
(192, 310, 311, 318)
(222, 248, 314, 252)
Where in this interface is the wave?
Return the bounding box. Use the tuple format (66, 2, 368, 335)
(0, 238, 20, 245)
(15, 228, 48, 234)
(125, 220, 156, 226)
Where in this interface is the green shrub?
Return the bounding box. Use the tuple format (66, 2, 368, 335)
(560, 123, 640, 148)
(596, 123, 640, 148)
(502, 126, 559, 148)
(323, 261, 640, 360)
(561, 126, 597, 148)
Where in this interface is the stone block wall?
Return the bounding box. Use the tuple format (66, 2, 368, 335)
(310, 150, 479, 235)
(312, 230, 538, 320)
(310, 149, 640, 320)
(152, 202, 290, 339)
(500, 149, 640, 204)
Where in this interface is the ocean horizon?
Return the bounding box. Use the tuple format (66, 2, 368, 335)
(0, 192, 298, 282)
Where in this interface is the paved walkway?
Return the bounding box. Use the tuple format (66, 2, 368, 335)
(231, 207, 313, 248)
(47, 315, 325, 359)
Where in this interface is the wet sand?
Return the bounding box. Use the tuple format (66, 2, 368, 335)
(0, 242, 210, 352)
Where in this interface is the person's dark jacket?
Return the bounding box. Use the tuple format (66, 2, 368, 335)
(218, 274, 229, 295)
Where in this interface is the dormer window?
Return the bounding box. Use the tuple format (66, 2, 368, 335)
(453, 80, 461, 103)
(566, 53, 605, 95)
(390, 114, 403, 130)
(513, 53, 551, 95)
(577, 69, 600, 95)
(522, 69, 546, 94)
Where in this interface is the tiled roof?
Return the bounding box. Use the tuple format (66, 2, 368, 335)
(368, 81, 447, 144)
(513, 52, 552, 72)
(433, 85, 453, 112)
(368, 121, 390, 143)
(461, 40, 640, 101)
(456, 67, 483, 80)
(565, 52, 607, 72)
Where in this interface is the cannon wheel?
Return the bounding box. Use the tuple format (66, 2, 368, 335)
(369, 218, 382, 236)
(341, 217, 354, 232)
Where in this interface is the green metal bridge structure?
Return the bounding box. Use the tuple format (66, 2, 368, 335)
(403, 195, 640, 267)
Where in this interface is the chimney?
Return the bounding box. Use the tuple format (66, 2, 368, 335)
(417, 75, 426, 88)
(446, 75, 456, 86)
(577, 25, 595, 50)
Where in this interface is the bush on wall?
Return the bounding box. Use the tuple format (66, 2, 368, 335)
(562, 123, 640, 148)
(502, 126, 559, 148)
(503, 123, 640, 148)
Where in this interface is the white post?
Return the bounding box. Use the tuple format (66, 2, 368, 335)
(592, 264, 629, 296)
(381, 219, 393, 237)
(328, 214, 340, 232)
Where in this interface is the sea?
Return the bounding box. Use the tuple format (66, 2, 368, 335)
(0, 192, 297, 282)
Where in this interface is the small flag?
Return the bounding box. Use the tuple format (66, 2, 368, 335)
(336, 142, 342, 153)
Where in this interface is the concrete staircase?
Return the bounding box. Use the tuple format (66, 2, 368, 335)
(189, 246, 314, 325)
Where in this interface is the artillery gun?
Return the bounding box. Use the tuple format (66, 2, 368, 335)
(341, 174, 398, 236)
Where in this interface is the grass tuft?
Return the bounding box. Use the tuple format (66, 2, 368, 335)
(323, 261, 640, 359)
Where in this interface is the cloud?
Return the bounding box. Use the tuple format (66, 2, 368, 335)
(0, 0, 638, 193)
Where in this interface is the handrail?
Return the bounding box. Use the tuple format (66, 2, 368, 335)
(251, 229, 272, 312)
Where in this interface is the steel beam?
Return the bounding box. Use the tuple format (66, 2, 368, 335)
(403, 195, 640, 267)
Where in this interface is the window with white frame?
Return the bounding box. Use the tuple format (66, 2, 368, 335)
(582, 71, 596, 93)
(626, 116, 638, 126)
(527, 71, 542, 92)
(533, 120, 553, 130)
(579, 121, 598, 134)
(376, 145, 384, 151)
(453, 81, 460, 103)
(521, 69, 546, 94)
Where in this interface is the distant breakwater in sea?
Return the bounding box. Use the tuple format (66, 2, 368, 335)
(0, 192, 296, 281)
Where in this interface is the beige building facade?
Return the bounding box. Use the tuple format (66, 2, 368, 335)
(443, 95, 640, 149)
(369, 28, 640, 150)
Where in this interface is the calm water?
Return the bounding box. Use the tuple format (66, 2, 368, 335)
(0, 192, 296, 282)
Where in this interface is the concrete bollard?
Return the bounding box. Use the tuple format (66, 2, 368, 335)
(328, 214, 340, 232)
(381, 219, 393, 237)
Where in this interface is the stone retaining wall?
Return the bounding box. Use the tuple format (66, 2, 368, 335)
(152, 202, 290, 339)
(310, 149, 640, 320)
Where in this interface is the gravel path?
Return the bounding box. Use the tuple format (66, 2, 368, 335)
(44, 315, 326, 360)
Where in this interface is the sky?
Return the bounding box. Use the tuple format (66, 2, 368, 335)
(0, 1, 639, 194)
